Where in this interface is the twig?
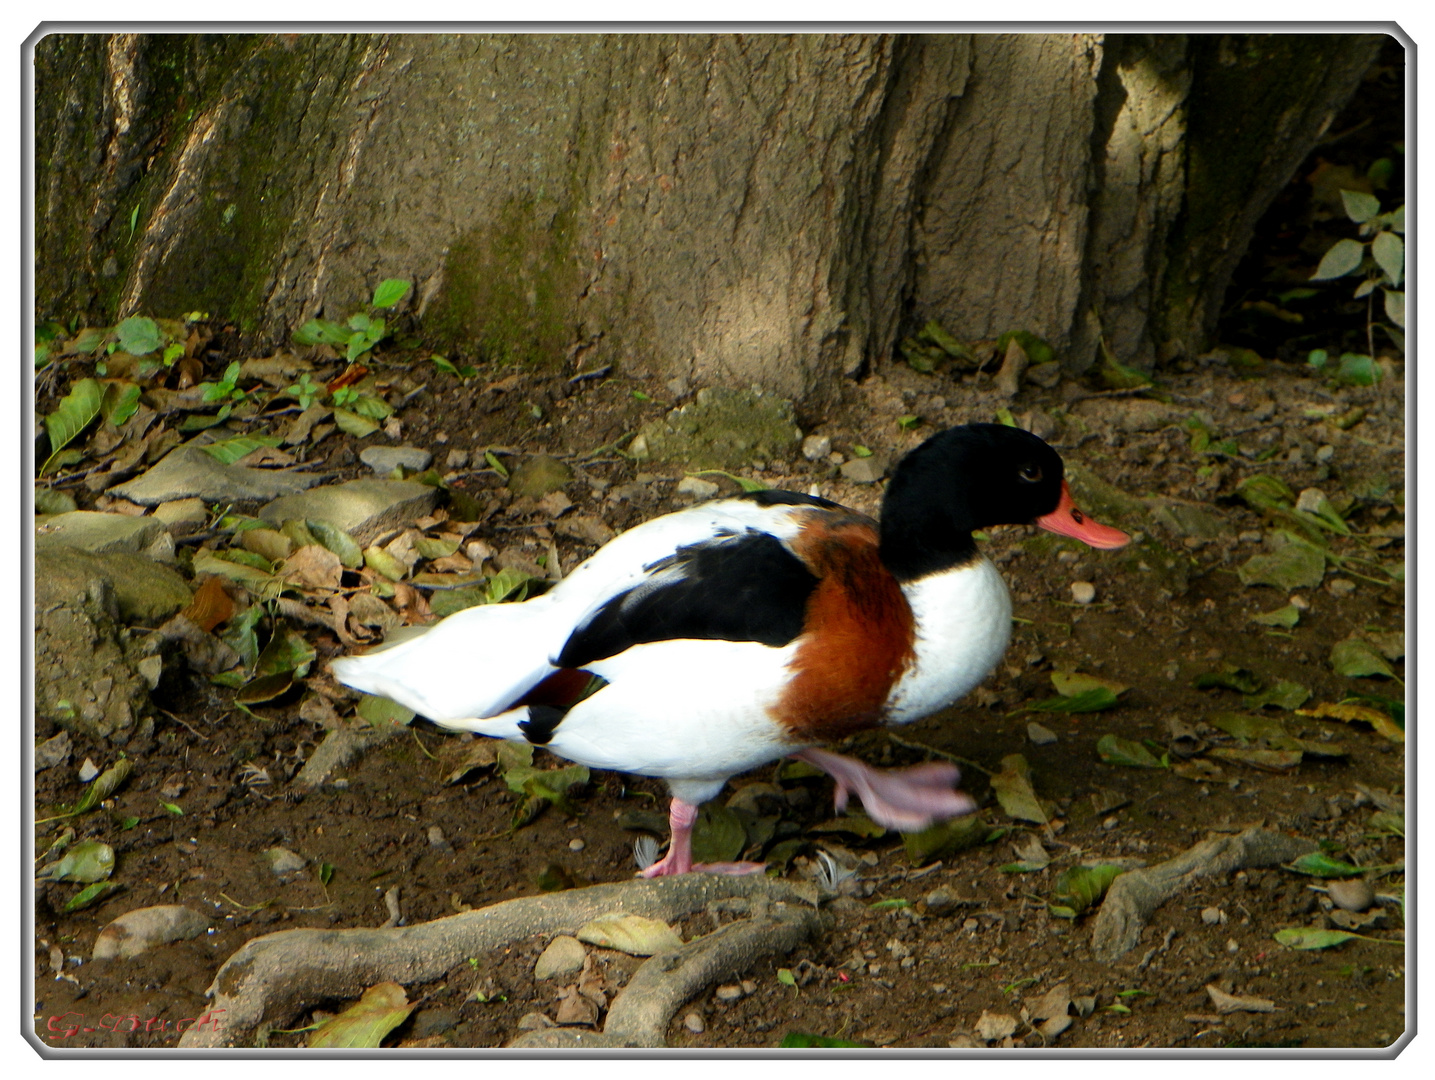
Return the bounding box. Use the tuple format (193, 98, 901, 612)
(885, 732, 991, 776)
(159, 708, 211, 741)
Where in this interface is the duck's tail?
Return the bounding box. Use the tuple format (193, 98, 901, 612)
(329, 598, 562, 724)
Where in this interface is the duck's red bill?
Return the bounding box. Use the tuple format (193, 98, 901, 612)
(1036, 481, 1130, 549)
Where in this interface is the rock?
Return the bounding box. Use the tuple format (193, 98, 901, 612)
(1144, 498, 1227, 541)
(1027, 722, 1058, 745)
(35, 553, 154, 742)
(111, 441, 323, 505)
(1327, 878, 1375, 913)
(635, 387, 802, 469)
(556, 516, 615, 546)
(91, 905, 210, 960)
(683, 1012, 705, 1034)
(1295, 487, 1328, 514)
(802, 433, 832, 461)
(535, 935, 588, 980)
(360, 445, 434, 475)
(517, 1012, 555, 1031)
(714, 984, 744, 1002)
(445, 449, 471, 469)
(1327, 578, 1356, 598)
(538, 491, 574, 518)
(258, 479, 439, 547)
(34, 730, 72, 771)
(994, 338, 1030, 398)
(923, 886, 961, 916)
(508, 455, 574, 498)
(568, 838, 586, 851)
(1201, 907, 1226, 925)
(36, 545, 192, 624)
(152, 498, 209, 537)
(1026, 362, 1062, 389)
(1070, 581, 1096, 604)
(841, 455, 888, 484)
(77, 757, 99, 783)
(554, 985, 599, 1026)
(262, 847, 307, 875)
(35, 512, 166, 556)
(294, 726, 384, 787)
(675, 476, 720, 500)
(1071, 397, 1179, 434)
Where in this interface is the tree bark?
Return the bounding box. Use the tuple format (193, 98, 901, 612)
(33, 31, 1386, 404)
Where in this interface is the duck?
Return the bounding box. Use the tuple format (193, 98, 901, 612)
(330, 423, 1129, 876)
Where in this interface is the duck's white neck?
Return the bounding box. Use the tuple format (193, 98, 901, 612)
(885, 557, 1012, 725)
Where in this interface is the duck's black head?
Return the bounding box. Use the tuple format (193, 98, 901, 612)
(878, 423, 1127, 581)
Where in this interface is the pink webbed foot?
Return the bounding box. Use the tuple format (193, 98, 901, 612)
(791, 746, 977, 831)
(635, 797, 766, 877)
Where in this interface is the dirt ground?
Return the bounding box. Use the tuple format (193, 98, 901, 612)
(32, 49, 1406, 1053)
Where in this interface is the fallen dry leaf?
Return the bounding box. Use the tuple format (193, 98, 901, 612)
(1205, 984, 1276, 1014)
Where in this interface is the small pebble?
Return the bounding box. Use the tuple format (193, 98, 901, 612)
(1226, 938, 1240, 954)
(1327, 578, 1356, 598)
(568, 838, 586, 852)
(1057, 550, 1079, 564)
(1238, 531, 1263, 543)
(684, 1012, 705, 1034)
(962, 918, 979, 932)
(1289, 594, 1310, 610)
(1070, 581, 1097, 604)
(924, 886, 960, 916)
(1201, 907, 1226, 926)
(1327, 878, 1375, 913)
(740, 979, 756, 995)
(77, 758, 99, 783)
(1315, 444, 1335, 463)
(445, 449, 470, 469)
(1102, 816, 1120, 831)
(715, 984, 743, 1002)
(675, 476, 720, 499)
(1295, 487, 1328, 514)
(1026, 721, 1058, 746)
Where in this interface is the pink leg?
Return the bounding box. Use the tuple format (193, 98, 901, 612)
(792, 747, 977, 832)
(637, 798, 767, 878)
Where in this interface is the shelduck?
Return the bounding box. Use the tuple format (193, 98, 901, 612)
(331, 424, 1129, 876)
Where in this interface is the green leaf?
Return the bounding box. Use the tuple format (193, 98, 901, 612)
(994, 407, 1017, 428)
(688, 469, 768, 493)
(99, 381, 142, 428)
(41, 840, 116, 883)
(1252, 604, 1300, 628)
(902, 814, 988, 866)
(691, 803, 747, 864)
(1331, 637, 1396, 680)
(1306, 348, 1329, 369)
(919, 320, 975, 361)
(777, 968, 797, 988)
(995, 329, 1054, 365)
(198, 435, 284, 465)
(162, 342, 185, 366)
(1237, 544, 1325, 591)
(1285, 852, 1363, 878)
(780, 1032, 872, 1049)
(116, 316, 162, 356)
(320, 863, 335, 886)
(1050, 671, 1128, 697)
(333, 407, 381, 438)
(371, 278, 411, 308)
(356, 694, 416, 728)
(308, 982, 415, 1048)
(65, 881, 123, 912)
(1339, 189, 1381, 223)
(353, 394, 395, 420)
(1026, 687, 1120, 713)
(159, 801, 184, 815)
(487, 566, 532, 603)
(306, 519, 365, 568)
(851, 445, 873, 458)
(414, 535, 461, 560)
(1273, 927, 1359, 951)
(255, 621, 317, 679)
(431, 354, 477, 378)
(1052, 864, 1123, 915)
(897, 414, 920, 430)
(1312, 238, 1365, 280)
(1096, 734, 1164, 768)
(1384, 289, 1405, 329)
(293, 318, 351, 347)
(1336, 353, 1379, 387)
(43, 378, 104, 473)
(1370, 230, 1402, 287)
(72, 757, 133, 816)
(1243, 680, 1311, 711)
(483, 450, 510, 478)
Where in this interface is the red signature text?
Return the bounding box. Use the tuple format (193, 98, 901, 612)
(44, 1009, 225, 1039)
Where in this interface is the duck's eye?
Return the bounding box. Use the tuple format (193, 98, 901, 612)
(1018, 463, 1043, 483)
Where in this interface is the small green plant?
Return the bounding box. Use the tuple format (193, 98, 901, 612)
(293, 278, 411, 362)
(1310, 190, 1404, 372)
(199, 361, 246, 405)
(285, 372, 323, 409)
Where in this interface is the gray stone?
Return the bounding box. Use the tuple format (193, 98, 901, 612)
(1070, 581, 1096, 604)
(92, 905, 210, 961)
(683, 1012, 705, 1034)
(294, 725, 386, 787)
(635, 387, 801, 469)
(508, 455, 574, 498)
(360, 445, 434, 475)
(111, 442, 323, 505)
(445, 449, 471, 469)
(923, 886, 961, 916)
(36, 545, 192, 624)
(675, 476, 720, 500)
(35, 552, 154, 742)
(840, 455, 888, 484)
(34, 730, 72, 771)
(262, 847, 307, 875)
(801, 433, 832, 461)
(258, 479, 439, 547)
(534, 935, 588, 980)
(1027, 722, 1058, 745)
(35, 512, 166, 556)
(153, 498, 209, 537)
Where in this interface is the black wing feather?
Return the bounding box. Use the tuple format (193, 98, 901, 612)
(556, 529, 819, 667)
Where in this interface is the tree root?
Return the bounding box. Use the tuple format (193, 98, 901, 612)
(1090, 825, 1315, 962)
(178, 874, 823, 1048)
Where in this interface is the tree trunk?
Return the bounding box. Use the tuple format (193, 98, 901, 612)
(32, 31, 1387, 405)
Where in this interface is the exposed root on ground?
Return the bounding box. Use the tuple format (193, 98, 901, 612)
(1090, 826, 1315, 962)
(179, 874, 825, 1048)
